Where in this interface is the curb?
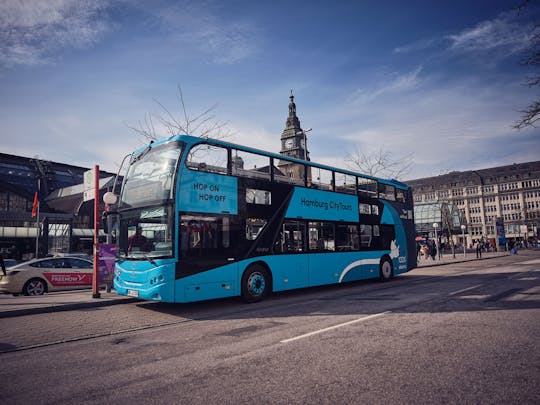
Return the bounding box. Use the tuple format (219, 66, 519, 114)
(0, 296, 139, 319)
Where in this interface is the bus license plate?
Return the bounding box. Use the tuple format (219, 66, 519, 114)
(127, 289, 139, 297)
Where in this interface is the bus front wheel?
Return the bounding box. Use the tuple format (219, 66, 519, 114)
(241, 264, 271, 303)
(379, 257, 393, 281)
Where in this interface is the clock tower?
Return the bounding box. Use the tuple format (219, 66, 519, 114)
(278, 93, 310, 180)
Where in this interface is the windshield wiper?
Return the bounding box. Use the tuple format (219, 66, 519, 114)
(142, 254, 157, 265)
(130, 141, 154, 164)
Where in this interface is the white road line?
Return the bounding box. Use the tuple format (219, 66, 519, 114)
(280, 311, 390, 344)
(449, 284, 483, 296)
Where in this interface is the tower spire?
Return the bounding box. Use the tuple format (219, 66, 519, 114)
(278, 92, 311, 179)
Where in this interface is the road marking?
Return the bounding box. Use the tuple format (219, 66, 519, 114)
(280, 311, 390, 343)
(449, 284, 483, 296)
(519, 259, 540, 265)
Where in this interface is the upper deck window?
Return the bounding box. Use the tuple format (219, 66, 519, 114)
(186, 144, 228, 174)
(232, 149, 271, 180)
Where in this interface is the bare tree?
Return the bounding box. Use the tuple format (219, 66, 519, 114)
(126, 85, 232, 141)
(514, 0, 540, 129)
(345, 147, 413, 180)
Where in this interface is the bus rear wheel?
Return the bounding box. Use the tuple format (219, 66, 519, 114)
(241, 264, 270, 303)
(379, 257, 393, 281)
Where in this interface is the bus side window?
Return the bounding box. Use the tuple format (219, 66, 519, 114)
(186, 144, 228, 174)
(335, 173, 356, 195)
(359, 225, 372, 249)
(277, 221, 305, 253)
(378, 184, 396, 201)
(313, 168, 334, 191)
(336, 224, 358, 251)
(396, 188, 406, 203)
(358, 178, 377, 198)
(231, 150, 271, 180)
(308, 222, 335, 252)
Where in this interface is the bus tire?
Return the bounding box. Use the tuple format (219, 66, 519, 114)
(379, 256, 393, 281)
(241, 264, 271, 303)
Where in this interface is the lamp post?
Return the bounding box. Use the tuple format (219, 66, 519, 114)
(433, 222, 439, 260)
(461, 225, 466, 257)
(295, 128, 312, 161)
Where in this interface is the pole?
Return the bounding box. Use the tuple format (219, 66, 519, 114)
(34, 180, 40, 258)
(462, 228, 466, 257)
(92, 165, 101, 299)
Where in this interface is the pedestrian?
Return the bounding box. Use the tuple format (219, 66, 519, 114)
(428, 240, 436, 260)
(475, 240, 482, 259)
(0, 253, 6, 276)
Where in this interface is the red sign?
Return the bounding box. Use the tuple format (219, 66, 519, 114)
(43, 272, 93, 286)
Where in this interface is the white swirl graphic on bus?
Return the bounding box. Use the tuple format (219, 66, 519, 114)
(338, 240, 401, 283)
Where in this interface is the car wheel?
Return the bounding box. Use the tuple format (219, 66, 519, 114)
(379, 256, 393, 281)
(241, 264, 271, 303)
(23, 278, 47, 296)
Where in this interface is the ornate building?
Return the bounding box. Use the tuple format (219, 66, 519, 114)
(278, 93, 311, 180)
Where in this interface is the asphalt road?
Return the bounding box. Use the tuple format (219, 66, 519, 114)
(1, 251, 539, 404)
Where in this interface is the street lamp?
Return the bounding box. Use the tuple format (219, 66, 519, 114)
(433, 222, 439, 260)
(461, 224, 466, 257)
(295, 128, 312, 161)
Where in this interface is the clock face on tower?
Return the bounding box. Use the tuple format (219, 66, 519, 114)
(285, 139, 294, 148)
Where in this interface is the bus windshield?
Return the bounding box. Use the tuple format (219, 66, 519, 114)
(118, 205, 174, 260)
(120, 142, 182, 208)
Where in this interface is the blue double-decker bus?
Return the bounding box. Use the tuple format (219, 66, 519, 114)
(113, 135, 416, 303)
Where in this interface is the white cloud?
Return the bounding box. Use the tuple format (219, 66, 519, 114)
(448, 12, 533, 55)
(348, 66, 424, 105)
(139, 0, 257, 65)
(306, 72, 539, 180)
(0, 0, 111, 68)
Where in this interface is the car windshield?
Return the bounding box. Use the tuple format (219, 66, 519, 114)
(120, 142, 182, 208)
(118, 205, 174, 260)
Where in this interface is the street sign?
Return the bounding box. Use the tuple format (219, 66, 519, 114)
(83, 168, 95, 201)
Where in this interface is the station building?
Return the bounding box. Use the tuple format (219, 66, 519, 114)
(407, 161, 540, 247)
(0, 152, 119, 260)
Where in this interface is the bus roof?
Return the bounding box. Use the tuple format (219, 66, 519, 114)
(138, 134, 410, 190)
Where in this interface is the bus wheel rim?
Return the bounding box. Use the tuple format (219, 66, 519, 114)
(382, 261, 392, 278)
(248, 272, 265, 295)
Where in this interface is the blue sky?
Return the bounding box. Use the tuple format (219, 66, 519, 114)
(1, 0, 538, 180)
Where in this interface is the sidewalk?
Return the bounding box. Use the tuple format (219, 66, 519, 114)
(0, 250, 517, 318)
(0, 289, 137, 318)
(416, 250, 510, 268)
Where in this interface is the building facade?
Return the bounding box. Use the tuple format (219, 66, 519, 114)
(407, 161, 540, 247)
(0, 153, 118, 260)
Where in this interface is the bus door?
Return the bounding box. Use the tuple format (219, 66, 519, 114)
(271, 220, 308, 291)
